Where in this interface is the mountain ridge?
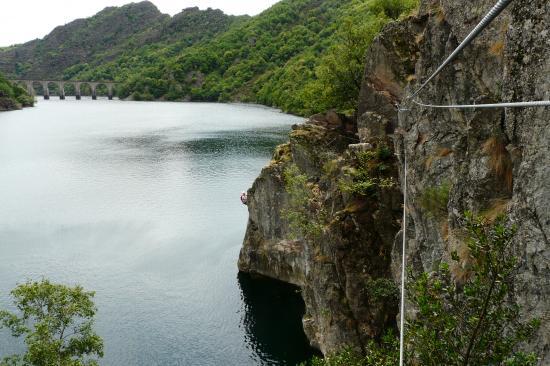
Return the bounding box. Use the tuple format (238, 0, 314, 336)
(0, 1, 244, 80)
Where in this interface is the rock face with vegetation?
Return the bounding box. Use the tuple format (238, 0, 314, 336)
(395, 0, 549, 361)
(239, 111, 403, 354)
(239, 0, 548, 362)
(0, 72, 33, 111)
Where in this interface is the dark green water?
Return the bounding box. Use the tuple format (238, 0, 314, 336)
(0, 99, 319, 365)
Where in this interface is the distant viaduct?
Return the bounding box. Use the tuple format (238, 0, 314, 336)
(10, 80, 118, 100)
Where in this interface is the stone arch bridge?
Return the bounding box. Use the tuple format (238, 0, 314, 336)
(10, 80, 118, 100)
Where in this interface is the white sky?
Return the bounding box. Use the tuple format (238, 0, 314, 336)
(0, 0, 281, 47)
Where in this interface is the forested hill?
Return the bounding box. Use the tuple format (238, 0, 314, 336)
(0, 2, 245, 80)
(0, 0, 418, 116)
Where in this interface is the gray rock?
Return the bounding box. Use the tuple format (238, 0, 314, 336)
(239, 0, 549, 361)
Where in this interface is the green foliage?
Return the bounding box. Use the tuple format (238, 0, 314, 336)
(340, 144, 396, 197)
(2, 0, 420, 115)
(303, 331, 399, 366)
(282, 164, 326, 240)
(0, 279, 103, 366)
(305, 213, 540, 366)
(304, 13, 388, 115)
(369, 0, 419, 19)
(419, 182, 450, 219)
(60, 0, 419, 116)
(407, 213, 540, 366)
(0, 73, 33, 110)
(366, 278, 399, 303)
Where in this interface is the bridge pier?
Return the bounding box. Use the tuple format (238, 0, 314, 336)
(59, 82, 65, 100)
(42, 82, 50, 100)
(26, 81, 34, 96)
(75, 83, 81, 100)
(107, 84, 114, 100)
(91, 83, 97, 100)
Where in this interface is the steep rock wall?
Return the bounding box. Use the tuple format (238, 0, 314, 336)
(239, 0, 549, 361)
(238, 112, 403, 354)
(392, 0, 549, 361)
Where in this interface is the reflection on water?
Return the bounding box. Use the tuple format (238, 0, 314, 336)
(110, 128, 289, 158)
(238, 273, 321, 365)
(0, 100, 315, 365)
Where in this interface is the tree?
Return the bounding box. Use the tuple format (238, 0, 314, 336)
(0, 280, 103, 366)
(309, 15, 387, 115)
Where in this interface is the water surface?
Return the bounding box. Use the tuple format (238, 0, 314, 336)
(0, 99, 317, 365)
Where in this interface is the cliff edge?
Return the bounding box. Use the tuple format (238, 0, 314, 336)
(239, 0, 548, 361)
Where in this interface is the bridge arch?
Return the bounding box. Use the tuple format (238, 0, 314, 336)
(78, 82, 93, 99)
(29, 81, 44, 98)
(60, 82, 76, 99)
(94, 82, 115, 100)
(46, 81, 63, 100)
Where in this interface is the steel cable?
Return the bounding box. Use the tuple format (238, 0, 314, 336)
(407, 0, 515, 100)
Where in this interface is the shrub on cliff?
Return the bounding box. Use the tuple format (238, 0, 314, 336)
(306, 331, 398, 366)
(283, 164, 327, 241)
(339, 144, 397, 197)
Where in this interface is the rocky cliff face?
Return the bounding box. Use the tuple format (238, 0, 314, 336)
(394, 0, 549, 361)
(239, 111, 403, 354)
(239, 0, 548, 362)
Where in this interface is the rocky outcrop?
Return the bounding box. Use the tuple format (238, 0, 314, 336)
(239, 0, 548, 362)
(393, 0, 549, 361)
(0, 73, 33, 111)
(239, 110, 403, 354)
(0, 96, 19, 111)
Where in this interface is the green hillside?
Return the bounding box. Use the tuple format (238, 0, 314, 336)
(0, 2, 245, 80)
(75, 0, 417, 115)
(0, 0, 418, 116)
(0, 73, 33, 111)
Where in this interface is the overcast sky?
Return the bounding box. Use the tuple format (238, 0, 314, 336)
(0, 0, 280, 47)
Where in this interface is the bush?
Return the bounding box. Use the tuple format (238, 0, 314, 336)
(339, 144, 396, 197)
(369, 0, 419, 20)
(282, 164, 326, 240)
(419, 182, 450, 219)
(303, 331, 399, 366)
(0, 73, 33, 109)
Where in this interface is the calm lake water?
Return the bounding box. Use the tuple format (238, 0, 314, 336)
(0, 99, 318, 365)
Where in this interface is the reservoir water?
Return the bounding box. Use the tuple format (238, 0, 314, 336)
(0, 99, 317, 365)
